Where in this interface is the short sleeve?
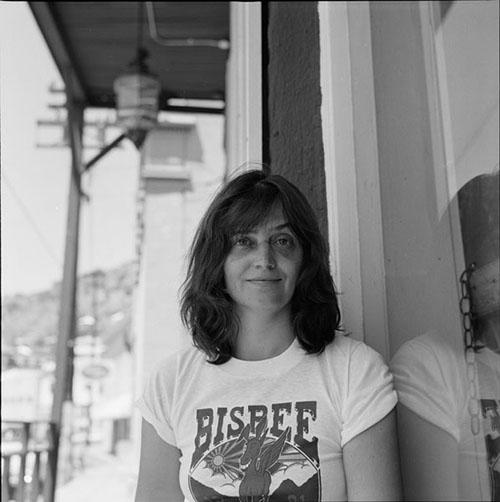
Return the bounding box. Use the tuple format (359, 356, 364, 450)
(390, 334, 461, 441)
(341, 342, 397, 447)
(135, 356, 178, 447)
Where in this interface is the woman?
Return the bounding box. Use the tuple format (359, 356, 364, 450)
(391, 170, 499, 500)
(135, 169, 401, 501)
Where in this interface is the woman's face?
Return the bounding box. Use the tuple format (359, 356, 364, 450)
(223, 204, 303, 317)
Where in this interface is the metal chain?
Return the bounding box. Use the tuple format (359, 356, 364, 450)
(134, 163, 147, 288)
(459, 264, 480, 436)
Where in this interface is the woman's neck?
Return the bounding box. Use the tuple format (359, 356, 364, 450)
(233, 307, 295, 361)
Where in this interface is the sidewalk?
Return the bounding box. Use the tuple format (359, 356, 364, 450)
(55, 441, 138, 502)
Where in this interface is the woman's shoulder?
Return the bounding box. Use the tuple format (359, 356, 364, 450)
(389, 331, 467, 399)
(318, 334, 389, 374)
(325, 333, 381, 360)
(391, 331, 464, 370)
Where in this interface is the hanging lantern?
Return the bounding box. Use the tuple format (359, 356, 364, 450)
(113, 47, 161, 134)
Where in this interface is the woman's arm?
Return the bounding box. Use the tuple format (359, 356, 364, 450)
(397, 404, 459, 501)
(135, 419, 184, 502)
(343, 408, 402, 501)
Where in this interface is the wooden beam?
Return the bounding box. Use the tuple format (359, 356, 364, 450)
(48, 69, 84, 500)
(28, 2, 87, 103)
(163, 105, 225, 115)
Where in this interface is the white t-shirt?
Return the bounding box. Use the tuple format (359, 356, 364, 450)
(390, 331, 500, 501)
(137, 334, 397, 502)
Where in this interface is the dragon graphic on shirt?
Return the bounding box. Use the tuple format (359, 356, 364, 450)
(188, 401, 321, 501)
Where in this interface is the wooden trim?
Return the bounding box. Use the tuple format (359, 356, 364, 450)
(318, 2, 390, 358)
(261, 2, 270, 168)
(163, 106, 225, 115)
(28, 2, 87, 103)
(418, 1, 465, 304)
(225, 2, 262, 173)
(318, 1, 363, 342)
(346, 3, 390, 359)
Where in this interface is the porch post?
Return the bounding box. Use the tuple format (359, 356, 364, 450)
(49, 69, 84, 501)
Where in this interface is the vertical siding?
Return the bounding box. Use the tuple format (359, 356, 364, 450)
(266, 1, 328, 240)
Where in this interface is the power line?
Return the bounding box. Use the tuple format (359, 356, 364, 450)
(1, 171, 62, 268)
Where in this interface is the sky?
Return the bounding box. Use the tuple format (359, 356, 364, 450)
(0, 2, 141, 296)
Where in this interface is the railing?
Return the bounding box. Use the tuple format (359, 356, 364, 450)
(1, 421, 57, 502)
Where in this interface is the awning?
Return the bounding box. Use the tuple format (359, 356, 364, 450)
(29, 2, 230, 113)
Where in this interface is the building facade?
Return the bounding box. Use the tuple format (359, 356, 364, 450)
(225, 0, 499, 360)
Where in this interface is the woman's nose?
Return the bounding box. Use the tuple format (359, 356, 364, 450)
(254, 243, 276, 270)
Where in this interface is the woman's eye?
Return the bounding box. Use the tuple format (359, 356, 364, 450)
(274, 236, 294, 248)
(233, 236, 251, 247)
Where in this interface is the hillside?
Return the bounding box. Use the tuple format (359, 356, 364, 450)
(1, 261, 135, 368)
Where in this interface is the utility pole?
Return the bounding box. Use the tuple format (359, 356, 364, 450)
(36, 83, 120, 150)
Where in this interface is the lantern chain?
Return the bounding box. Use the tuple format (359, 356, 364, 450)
(459, 264, 480, 436)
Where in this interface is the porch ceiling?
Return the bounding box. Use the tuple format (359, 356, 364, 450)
(28, 2, 230, 112)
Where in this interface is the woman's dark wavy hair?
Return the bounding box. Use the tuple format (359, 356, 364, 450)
(180, 169, 341, 364)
